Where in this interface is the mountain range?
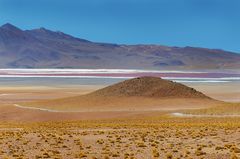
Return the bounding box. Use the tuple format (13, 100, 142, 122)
(0, 23, 239, 69)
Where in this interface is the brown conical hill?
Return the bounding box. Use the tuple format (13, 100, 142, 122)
(24, 77, 218, 112)
(87, 76, 209, 99)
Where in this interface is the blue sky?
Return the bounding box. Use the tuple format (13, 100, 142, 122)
(0, 0, 239, 53)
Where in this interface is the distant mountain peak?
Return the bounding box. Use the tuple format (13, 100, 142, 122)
(39, 27, 47, 30)
(31, 27, 52, 33)
(1, 23, 14, 28)
(39, 27, 48, 31)
(0, 23, 37, 44)
(28, 27, 90, 42)
(0, 23, 22, 31)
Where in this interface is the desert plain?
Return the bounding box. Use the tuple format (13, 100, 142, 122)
(0, 75, 240, 159)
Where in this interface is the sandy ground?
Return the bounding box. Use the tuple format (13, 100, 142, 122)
(0, 82, 239, 158)
(0, 117, 240, 158)
(23, 97, 220, 112)
(0, 85, 103, 104)
(186, 82, 240, 102)
(0, 82, 238, 122)
(0, 105, 170, 122)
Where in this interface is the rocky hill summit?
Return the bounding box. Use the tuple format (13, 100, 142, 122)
(88, 77, 210, 98)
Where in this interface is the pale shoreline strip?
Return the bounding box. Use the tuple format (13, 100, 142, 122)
(171, 112, 240, 117)
(13, 104, 65, 113)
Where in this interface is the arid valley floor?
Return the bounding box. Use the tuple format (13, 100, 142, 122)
(0, 76, 240, 159)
